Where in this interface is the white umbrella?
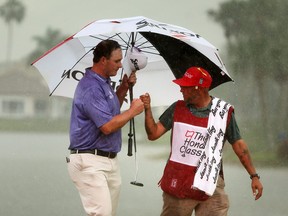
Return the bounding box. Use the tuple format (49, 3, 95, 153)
(32, 16, 233, 107)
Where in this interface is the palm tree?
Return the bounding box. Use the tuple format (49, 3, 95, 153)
(0, 0, 25, 63)
(27, 27, 68, 64)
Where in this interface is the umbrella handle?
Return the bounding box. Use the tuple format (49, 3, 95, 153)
(127, 136, 133, 156)
(129, 84, 133, 100)
(127, 85, 136, 156)
(127, 118, 133, 156)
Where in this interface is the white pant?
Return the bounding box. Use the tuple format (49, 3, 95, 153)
(67, 153, 121, 216)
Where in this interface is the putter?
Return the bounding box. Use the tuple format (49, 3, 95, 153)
(128, 84, 144, 187)
(130, 143, 144, 187)
(130, 181, 144, 187)
(130, 150, 144, 187)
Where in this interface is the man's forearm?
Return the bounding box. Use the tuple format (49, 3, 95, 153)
(232, 139, 257, 175)
(144, 107, 156, 135)
(116, 84, 129, 106)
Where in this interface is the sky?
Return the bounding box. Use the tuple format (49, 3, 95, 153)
(0, 0, 227, 62)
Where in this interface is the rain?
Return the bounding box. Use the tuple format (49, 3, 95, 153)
(0, 0, 287, 215)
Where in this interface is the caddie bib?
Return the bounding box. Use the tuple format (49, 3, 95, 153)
(159, 99, 231, 200)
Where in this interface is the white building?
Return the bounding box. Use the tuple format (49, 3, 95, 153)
(0, 69, 71, 119)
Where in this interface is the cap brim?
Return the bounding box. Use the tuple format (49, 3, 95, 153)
(172, 78, 196, 87)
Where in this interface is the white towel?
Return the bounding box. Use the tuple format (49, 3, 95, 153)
(193, 97, 231, 196)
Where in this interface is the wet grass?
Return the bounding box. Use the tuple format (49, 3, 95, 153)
(1, 118, 287, 167)
(0, 118, 69, 133)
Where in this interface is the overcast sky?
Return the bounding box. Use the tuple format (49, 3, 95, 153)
(0, 0, 227, 62)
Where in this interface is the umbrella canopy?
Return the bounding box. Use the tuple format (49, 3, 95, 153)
(32, 16, 233, 105)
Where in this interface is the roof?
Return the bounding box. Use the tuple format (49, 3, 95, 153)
(0, 67, 49, 97)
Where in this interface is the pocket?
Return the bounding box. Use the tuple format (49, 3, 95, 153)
(160, 161, 188, 198)
(160, 160, 210, 200)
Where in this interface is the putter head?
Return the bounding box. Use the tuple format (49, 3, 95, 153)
(130, 181, 144, 187)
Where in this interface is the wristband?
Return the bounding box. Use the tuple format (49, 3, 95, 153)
(250, 173, 260, 179)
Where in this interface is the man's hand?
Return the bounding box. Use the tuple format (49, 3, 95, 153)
(122, 71, 137, 88)
(140, 93, 151, 110)
(252, 178, 263, 200)
(116, 71, 137, 105)
(130, 98, 144, 116)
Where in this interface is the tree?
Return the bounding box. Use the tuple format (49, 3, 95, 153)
(27, 27, 68, 64)
(208, 0, 288, 146)
(0, 0, 25, 63)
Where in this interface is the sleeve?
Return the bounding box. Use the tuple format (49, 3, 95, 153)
(83, 86, 113, 128)
(159, 102, 177, 130)
(225, 107, 242, 144)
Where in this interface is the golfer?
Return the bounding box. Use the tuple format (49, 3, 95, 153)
(67, 39, 144, 216)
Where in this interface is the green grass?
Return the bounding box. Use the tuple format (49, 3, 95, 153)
(1, 117, 287, 167)
(0, 118, 69, 133)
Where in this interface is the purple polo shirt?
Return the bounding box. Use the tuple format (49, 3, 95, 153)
(69, 68, 122, 152)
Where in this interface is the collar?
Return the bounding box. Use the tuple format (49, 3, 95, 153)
(86, 67, 111, 84)
(186, 96, 213, 111)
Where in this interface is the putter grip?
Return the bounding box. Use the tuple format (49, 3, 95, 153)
(127, 138, 133, 156)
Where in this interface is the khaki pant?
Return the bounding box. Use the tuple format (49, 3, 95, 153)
(160, 177, 229, 216)
(67, 153, 121, 216)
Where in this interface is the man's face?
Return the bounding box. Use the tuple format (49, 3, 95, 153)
(180, 86, 200, 105)
(104, 48, 123, 77)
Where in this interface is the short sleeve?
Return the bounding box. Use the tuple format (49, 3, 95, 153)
(226, 109, 242, 144)
(159, 102, 177, 130)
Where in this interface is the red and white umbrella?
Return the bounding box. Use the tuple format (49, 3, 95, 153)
(32, 16, 233, 107)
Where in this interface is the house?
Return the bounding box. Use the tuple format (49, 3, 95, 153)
(0, 66, 71, 119)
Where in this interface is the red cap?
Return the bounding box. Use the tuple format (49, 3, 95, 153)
(173, 67, 212, 88)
